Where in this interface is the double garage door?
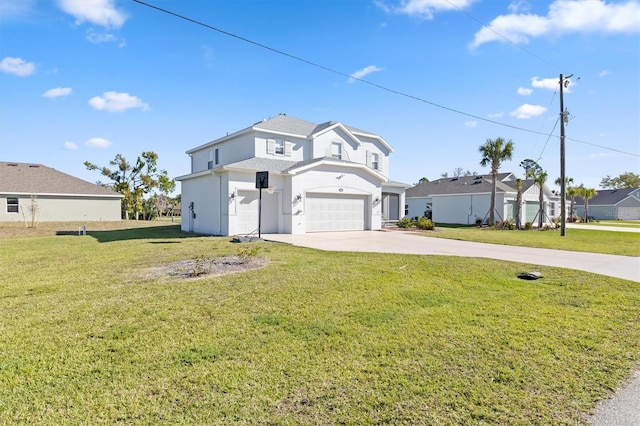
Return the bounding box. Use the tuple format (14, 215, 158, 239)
(306, 193, 367, 232)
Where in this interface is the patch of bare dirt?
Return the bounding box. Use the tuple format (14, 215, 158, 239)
(142, 255, 268, 280)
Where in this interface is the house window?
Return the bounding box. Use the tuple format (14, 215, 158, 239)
(331, 142, 342, 160)
(207, 150, 214, 169)
(404, 204, 409, 216)
(7, 197, 18, 213)
(372, 153, 380, 170)
(549, 202, 555, 217)
(275, 139, 285, 155)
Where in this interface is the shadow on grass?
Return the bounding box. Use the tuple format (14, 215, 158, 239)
(56, 225, 206, 243)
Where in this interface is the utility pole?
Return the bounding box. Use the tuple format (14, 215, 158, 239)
(559, 73, 572, 237)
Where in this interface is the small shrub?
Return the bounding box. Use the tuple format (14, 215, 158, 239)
(475, 218, 483, 226)
(237, 246, 260, 259)
(524, 222, 533, 230)
(397, 217, 414, 228)
(416, 217, 435, 230)
(499, 220, 515, 230)
(191, 255, 212, 277)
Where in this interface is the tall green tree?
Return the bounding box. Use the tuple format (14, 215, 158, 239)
(85, 151, 173, 220)
(600, 172, 640, 189)
(479, 137, 515, 225)
(577, 186, 598, 222)
(515, 177, 523, 230)
(566, 186, 579, 222)
(555, 176, 574, 222)
(534, 170, 548, 229)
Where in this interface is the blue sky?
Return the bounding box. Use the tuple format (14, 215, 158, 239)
(1, 0, 639, 193)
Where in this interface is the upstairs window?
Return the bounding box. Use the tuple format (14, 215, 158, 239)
(7, 197, 18, 213)
(372, 153, 380, 170)
(267, 139, 292, 156)
(275, 139, 285, 155)
(207, 150, 214, 169)
(331, 142, 342, 160)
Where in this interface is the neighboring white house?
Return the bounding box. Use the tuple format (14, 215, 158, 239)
(176, 114, 408, 235)
(0, 162, 122, 222)
(574, 188, 640, 220)
(406, 173, 560, 226)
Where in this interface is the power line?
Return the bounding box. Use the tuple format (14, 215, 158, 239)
(133, 0, 639, 158)
(536, 117, 560, 162)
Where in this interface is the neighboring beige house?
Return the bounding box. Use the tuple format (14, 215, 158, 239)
(0, 162, 122, 222)
(177, 114, 408, 236)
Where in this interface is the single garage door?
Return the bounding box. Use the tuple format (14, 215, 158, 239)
(237, 190, 278, 234)
(618, 207, 640, 220)
(306, 193, 367, 232)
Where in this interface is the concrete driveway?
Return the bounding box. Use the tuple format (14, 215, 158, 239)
(264, 230, 640, 282)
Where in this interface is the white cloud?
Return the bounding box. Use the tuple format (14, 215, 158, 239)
(599, 70, 611, 77)
(510, 104, 547, 119)
(508, 0, 531, 14)
(376, 0, 476, 20)
(0, 56, 35, 76)
(532, 75, 576, 92)
(348, 65, 383, 83)
(64, 141, 78, 150)
(86, 137, 112, 148)
(43, 87, 72, 98)
(88, 91, 150, 112)
(464, 120, 477, 128)
(517, 87, 533, 95)
(86, 29, 124, 47)
(488, 112, 504, 118)
(58, 0, 127, 29)
(471, 0, 640, 48)
(0, 0, 36, 19)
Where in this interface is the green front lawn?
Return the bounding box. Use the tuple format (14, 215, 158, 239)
(1, 224, 638, 424)
(418, 225, 640, 257)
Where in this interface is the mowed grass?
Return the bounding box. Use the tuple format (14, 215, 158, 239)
(1, 224, 639, 424)
(420, 225, 640, 257)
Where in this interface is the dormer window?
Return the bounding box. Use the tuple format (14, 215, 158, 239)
(267, 138, 292, 156)
(275, 139, 285, 155)
(372, 153, 380, 170)
(331, 142, 342, 160)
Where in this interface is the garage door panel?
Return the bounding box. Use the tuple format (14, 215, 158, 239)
(306, 194, 366, 232)
(618, 207, 640, 220)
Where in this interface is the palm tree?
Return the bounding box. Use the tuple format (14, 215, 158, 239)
(534, 170, 548, 229)
(566, 185, 578, 222)
(479, 137, 515, 225)
(577, 186, 598, 223)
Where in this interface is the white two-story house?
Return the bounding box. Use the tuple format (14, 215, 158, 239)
(176, 114, 408, 235)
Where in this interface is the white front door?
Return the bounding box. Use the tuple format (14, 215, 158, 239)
(237, 190, 279, 234)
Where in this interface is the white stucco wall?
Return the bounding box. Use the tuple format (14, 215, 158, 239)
(0, 194, 121, 222)
(180, 173, 222, 235)
(190, 133, 255, 173)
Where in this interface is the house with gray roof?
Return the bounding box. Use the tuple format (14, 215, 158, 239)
(0, 162, 122, 222)
(574, 188, 640, 220)
(176, 114, 408, 235)
(406, 173, 560, 226)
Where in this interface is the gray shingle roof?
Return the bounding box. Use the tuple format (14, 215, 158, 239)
(574, 188, 640, 206)
(406, 173, 527, 197)
(0, 162, 122, 197)
(253, 114, 379, 139)
(222, 157, 300, 173)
